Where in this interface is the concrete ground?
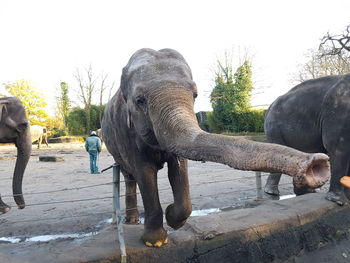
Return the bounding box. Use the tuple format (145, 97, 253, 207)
(1, 142, 347, 263)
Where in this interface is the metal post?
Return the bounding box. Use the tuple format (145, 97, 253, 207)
(112, 164, 127, 263)
(255, 171, 263, 200)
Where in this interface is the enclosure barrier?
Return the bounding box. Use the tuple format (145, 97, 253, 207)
(0, 164, 306, 262)
(112, 164, 127, 263)
(255, 171, 263, 199)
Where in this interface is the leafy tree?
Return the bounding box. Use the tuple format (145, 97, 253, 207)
(210, 54, 257, 132)
(56, 81, 71, 135)
(233, 61, 254, 110)
(67, 107, 86, 135)
(4, 80, 49, 126)
(67, 105, 103, 135)
(45, 115, 65, 137)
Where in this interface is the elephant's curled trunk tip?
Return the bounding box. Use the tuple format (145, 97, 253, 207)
(296, 153, 330, 189)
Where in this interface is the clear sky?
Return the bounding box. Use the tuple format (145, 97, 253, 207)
(0, 0, 349, 114)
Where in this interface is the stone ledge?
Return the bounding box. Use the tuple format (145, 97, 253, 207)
(1, 193, 350, 263)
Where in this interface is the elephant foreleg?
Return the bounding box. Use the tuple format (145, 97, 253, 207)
(136, 163, 167, 247)
(165, 156, 192, 230)
(123, 171, 139, 223)
(37, 135, 42, 149)
(264, 173, 282, 195)
(326, 153, 350, 206)
(0, 195, 10, 214)
(44, 137, 49, 147)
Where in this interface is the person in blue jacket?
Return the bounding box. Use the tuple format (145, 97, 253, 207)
(85, 131, 102, 174)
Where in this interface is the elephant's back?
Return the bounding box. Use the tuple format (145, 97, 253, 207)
(265, 75, 343, 126)
(264, 75, 344, 152)
(30, 125, 44, 143)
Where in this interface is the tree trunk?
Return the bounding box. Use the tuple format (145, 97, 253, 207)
(86, 105, 91, 134)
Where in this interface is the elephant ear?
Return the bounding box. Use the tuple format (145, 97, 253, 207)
(0, 100, 28, 131)
(120, 67, 129, 102)
(0, 100, 9, 123)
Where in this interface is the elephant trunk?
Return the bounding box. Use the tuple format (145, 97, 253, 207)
(149, 88, 330, 189)
(13, 125, 32, 209)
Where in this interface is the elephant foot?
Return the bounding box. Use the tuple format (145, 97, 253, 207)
(141, 227, 168, 247)
(264, 185, 280, 196)
(165, 203, 189, 230)
(14, 196, 25, 209)
(125, 214, 140, 224)
(293, 186, 316, 196)
(326, 191, 348, 206)
(344, 188, 350, 201)
(0, 204, 11, 215)
(125, 207, 139, 224)
(17, 203, 25, 210)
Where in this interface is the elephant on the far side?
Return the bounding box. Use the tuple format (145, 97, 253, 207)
(264, 73, 350, 205)
(0, 97, 31, 214)
(31, 125, 49, 149)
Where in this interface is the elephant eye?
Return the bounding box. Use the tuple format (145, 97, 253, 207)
(193, 92, 198, 99)
(136, 96, 146, 107)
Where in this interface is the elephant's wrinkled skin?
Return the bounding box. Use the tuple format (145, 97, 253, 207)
(0, 97, 31, 214)
(264, 74, 350, 205)
(102, 48, 330, 247)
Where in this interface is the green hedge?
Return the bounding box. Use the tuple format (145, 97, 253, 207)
(206, 109, 265, 133)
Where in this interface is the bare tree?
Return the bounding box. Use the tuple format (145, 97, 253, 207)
(98, 72, 115, 124)
(293, 48, 350, 84)
(74, 65, 96, 134)
(320, 24, 350, 57)
(107, 81, 116, 100)
(75, 66, 115, 133)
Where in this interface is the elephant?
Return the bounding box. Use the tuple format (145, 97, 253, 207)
(101, 48, 330, 247)
(0, 97, 31, 214)
(264, 73, 350, 205)
(30, 125, 49, 149)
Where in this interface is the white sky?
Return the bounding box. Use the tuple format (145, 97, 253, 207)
(0, 0, 349, 115)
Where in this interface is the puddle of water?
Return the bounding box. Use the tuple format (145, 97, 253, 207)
(0, 209, 223, 244)
(0, 237, 21, 244)
(0, 217, 113, 244)
(279, 194, 296, 200)
(0, 232, 97, 244)
(191, 208, 221, 217)
(26, 232, 96, 242)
